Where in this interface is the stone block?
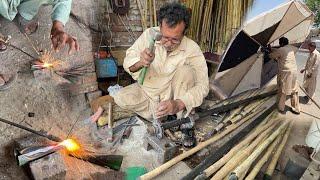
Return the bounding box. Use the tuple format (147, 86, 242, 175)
(30, 152, 67, 180)
(80, 73, 98, 85)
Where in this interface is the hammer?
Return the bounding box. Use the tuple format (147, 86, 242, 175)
(138, 30, 162, 85)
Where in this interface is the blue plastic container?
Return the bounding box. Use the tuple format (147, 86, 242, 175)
(95, 57, 118, 78)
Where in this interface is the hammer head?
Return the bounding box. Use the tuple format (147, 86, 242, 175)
(150, 28, 162, 41)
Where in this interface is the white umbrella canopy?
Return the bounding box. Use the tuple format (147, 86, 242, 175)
(211, 0, 314, 99)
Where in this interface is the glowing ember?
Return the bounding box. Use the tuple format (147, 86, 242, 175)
(42, 62, 53, 68)
(59, 139, 81, 152)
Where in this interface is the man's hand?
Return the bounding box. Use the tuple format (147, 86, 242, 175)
(129, 48, 155, 72)
(156, 99, 185, 118)
(140, 48, 155, 67)
(51, 21, 80, 54)
(300, 69, 305, 73)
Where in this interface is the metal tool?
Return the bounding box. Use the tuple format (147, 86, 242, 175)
(0, 117, 61, 142)
(16, 144, 64, 166)
(139, 116, 178, 164)
(112, 116, 137, 146)
(138, 30, 162, 85)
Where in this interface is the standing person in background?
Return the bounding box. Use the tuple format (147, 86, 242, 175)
(300, 41, 320, 102)
(269, 37, 300, 114)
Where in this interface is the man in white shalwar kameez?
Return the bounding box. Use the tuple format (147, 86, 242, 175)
(300, 41, 320, 102)
(269, 37, 300, 114)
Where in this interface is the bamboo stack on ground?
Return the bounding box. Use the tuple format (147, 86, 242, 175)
(208, 97, 273, 137)
(195, 114, 279, 180)
(245, 122, 292, 180)
(263, 121, 293, 180)
(228, 120, 290, 180)
(209, 120, 280, 180)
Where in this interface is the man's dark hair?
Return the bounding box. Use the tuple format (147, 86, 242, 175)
(279, 37, 289, 46)
(158, 2, 191, 32)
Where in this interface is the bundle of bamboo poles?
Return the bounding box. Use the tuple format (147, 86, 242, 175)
(135, 0, 253, 53)
(136, 0, 158, 31)
(200, 85, 278, 139)
(182, 0, 253, 53)
(194, 118, 292, 180)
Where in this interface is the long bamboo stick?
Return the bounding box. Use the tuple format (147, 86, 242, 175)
(210, 120, 280, 180)
(299, 84, 320, 110)
(244, 126, 285, 180)
(136, 0, 147, 30)
(209, 101, 268, 137)
(153, 0, 157, 26)
(148, 0, 153, 27)
(139, 107, 255, 180)
(197, 117, 279, 179)
(264, 121, 293, 179)
(231, 98, 271, 124)
(229, 120, 289, 179)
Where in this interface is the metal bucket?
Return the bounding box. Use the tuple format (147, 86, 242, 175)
(95, 57, 118, 78)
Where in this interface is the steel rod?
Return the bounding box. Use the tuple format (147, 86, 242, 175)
(0, 117, 61, 142)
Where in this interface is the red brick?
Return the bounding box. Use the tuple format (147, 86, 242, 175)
(81, 72, 98, 85)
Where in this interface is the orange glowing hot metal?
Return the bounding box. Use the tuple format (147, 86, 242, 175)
(42, 62, 53, 68)
(59, 139, 81, 152)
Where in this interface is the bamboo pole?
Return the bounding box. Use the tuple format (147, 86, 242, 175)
(231, 97, 271, 124)
(245, 126, 286, 180)
(139, 108, 255, 180)
(144, 0, 148, 27)
(136, 0, 147, 30)
(197, 117, 279, 179)
(229, 120, 289, 179)
(210, 120, 280, 180)
(264, 121, 293, 179)
(148, 0, 153, 27)
(211, 101, 269, 136)
(299, 84, 320, 110)
(153, 0, 157, 26)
